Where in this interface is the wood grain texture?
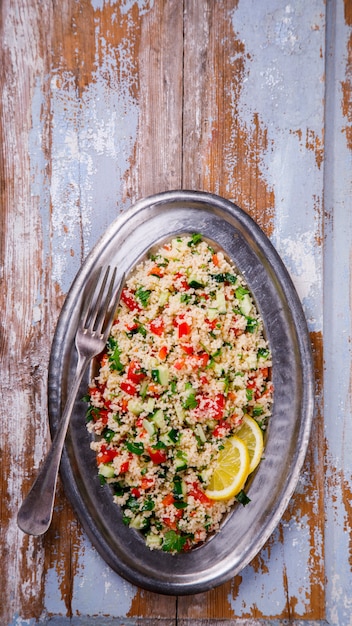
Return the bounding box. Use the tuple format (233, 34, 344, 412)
(1, 0, 351, 624)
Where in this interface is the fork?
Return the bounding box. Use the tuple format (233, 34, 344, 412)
(17, 266, 124, 536)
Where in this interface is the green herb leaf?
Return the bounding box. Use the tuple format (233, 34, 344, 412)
(187, 233, 202, 247)
(237, 490, 251, 506)
(173, 500, 188, 509)
(246, 317, 258, 333)
(257, 347, 270, 359)
(188, 279, 205, 289)
(235, 286, 249, 300)
(136, 286, 151, 307)
(211, 272, 237, 284)
(126, 441, 145, 455)
(162, 530, 189, 552)
(183, 392, 198, 410)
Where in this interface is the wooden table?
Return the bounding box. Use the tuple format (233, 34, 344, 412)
(1, 0, 351, 624)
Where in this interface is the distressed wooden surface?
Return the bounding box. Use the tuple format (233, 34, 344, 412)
(1, 0, 351, 624)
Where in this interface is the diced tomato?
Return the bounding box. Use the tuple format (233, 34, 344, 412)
(127, 361, 145, 384)
(131, 487, 141, 498)
(120, 381, 137, 396)
(158, 345, 168, 360)
(181, 343, 194, 355)
(188, 482, 213, 506)
(100, 353, 109, 367)
(193, 352, 209, 369)
(174, 272, 189, 290)
(120, 398, 129, 412)
(121, 288, 141, 312)
(162, 493, 175, 506)
(212, 420, 232, 438)
(89, 386, 101, 400)
(96, 409, 109, 425)
(205, 318, 218, 330)
(149, 317, 165, 336)
(147, 382, 160, 395)
(173, 358, 186, 371)
(196, 393, 225, 420)
(141, 477, 155, 490)
(162, 517, 177, 530)
(178, 321, 191, 338)
(212, 253, 220, 266)
(97, 445, 118, 465)
(147, 446, 167, 464)
(199, 374, 208, 385)
(120, 460, 130, 473)
(260, 367, 269, 379)
(126, 322, 138, 332)
(148, 265, 164, 277)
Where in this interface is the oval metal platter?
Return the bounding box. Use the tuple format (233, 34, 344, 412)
(48, 190, 314, 595)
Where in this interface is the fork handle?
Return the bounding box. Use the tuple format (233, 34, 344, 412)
(17, 354, 89, 536)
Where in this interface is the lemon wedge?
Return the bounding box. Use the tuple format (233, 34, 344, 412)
(235, 415, 264, 473)
(205, 436, 250, 501)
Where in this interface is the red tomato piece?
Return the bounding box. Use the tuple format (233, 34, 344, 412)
(147, 446, 167, 464)
(174, 272, 189, 290)
(181, 343, 194, 355)
(120, 381, 137, 396)
(188, 482, 213, 506)
(121, 288, 141, 312)
(149, 317, 165, 336)
(97, 446, 118, 465)
(131, 487, 141, 498)
(162, 493, 175, 506)
(127, 361, 145, 383)
(194, 352, 209, 369)
(148, 265, 164, 277)
(178, 321, 191, 338)
(212, 420, 232, 438)
(158, 345, 168, 360)
(196, 393, 225, 419)
(120, 460, 130, 473)
(141, 477, 155, 490)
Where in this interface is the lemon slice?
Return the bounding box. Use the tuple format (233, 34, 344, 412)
(235, 415, 264, 473)
(205, 436, 250, 501)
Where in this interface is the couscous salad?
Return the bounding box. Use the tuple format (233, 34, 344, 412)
(85, 234, 273, 553)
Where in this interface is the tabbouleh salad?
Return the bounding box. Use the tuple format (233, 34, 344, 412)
(85, 234, 273, 553)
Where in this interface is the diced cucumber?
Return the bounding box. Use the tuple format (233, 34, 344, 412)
(215, 290, 227, 313)
(151, 409, 166, 429)
(139, 380, 148, 399)
(129, 514, 146, 530)
(239, 294, 252, 317)
(159, 432, 174, 447)
(128, 398, 144, 415)
(175, 450, 188, 472)
(143, 418, 156, 437)
(158, 290, 170, 307)
(194, 423, 207, 444)
(151, 364, 169, 386)
(146, 533, 163, 549)
(144, 397, 156, 414)
(98, 464, 115, 479)
(213, 363, 225, 377)
(175, 404, 185, 422)
(244, 352, 257, 370)
(206, 307, 218, 321)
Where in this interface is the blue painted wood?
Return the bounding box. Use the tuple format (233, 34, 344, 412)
(3, 0, 352, 623)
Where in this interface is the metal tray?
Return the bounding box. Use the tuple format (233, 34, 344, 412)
(48, 190, 314, 595)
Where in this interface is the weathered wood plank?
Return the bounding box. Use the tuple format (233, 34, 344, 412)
(179, 0, 326, 621)
(2, 0, 352, 623)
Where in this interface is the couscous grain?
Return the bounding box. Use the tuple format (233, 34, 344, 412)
(85, 234, 273, 553)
